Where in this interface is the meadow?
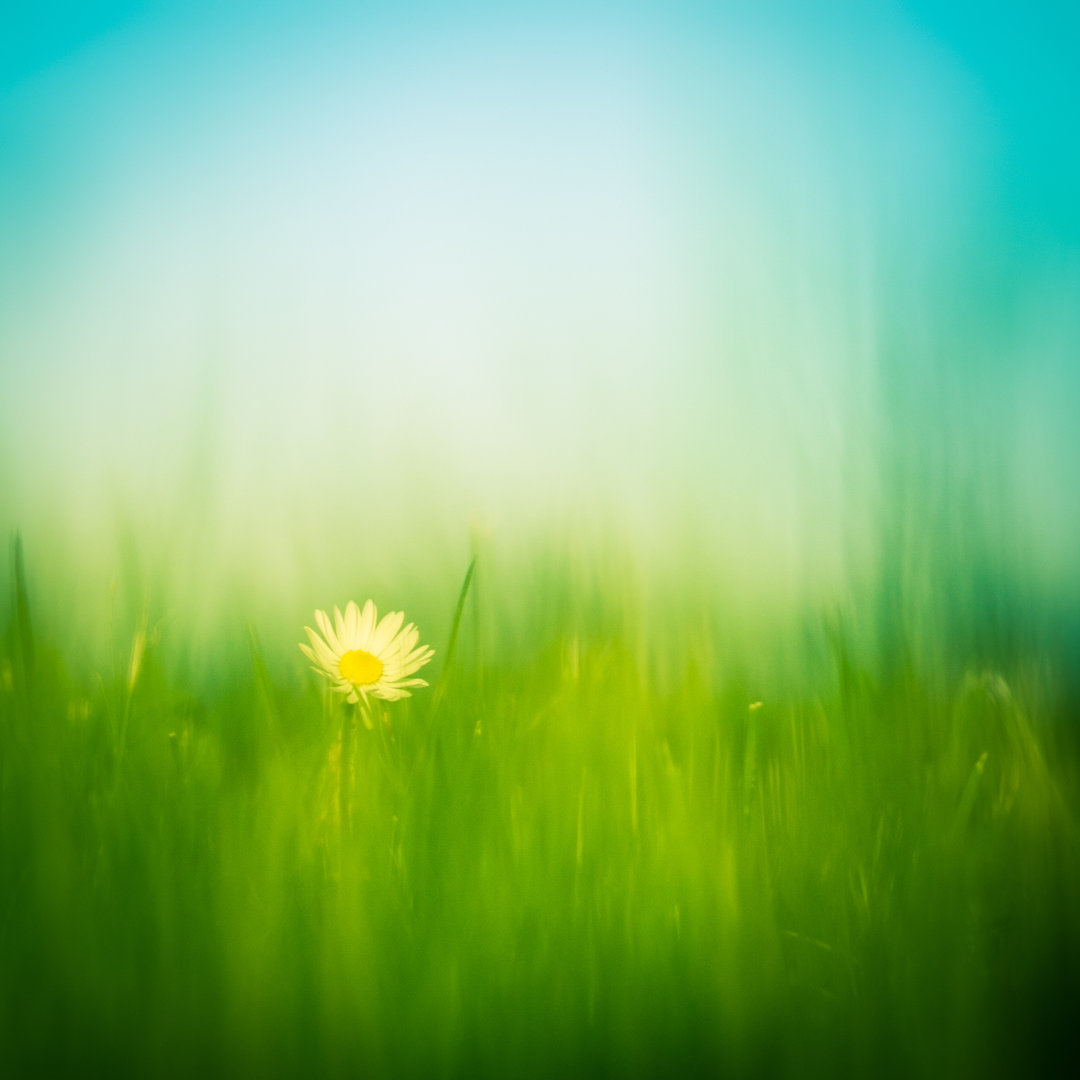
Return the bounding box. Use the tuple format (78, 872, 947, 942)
(3, 2, 1079, 1076)
(2, 526, 1078, 1079)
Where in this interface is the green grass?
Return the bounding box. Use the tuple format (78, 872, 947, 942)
(1, 533, 1079, 1078)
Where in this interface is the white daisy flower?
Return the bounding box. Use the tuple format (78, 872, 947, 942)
(300, 600, 434, 704)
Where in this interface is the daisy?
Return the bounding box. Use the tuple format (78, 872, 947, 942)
(300, 600, 434, 704)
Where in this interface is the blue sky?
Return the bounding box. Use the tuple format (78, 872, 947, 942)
(1, 1, 1077, 599)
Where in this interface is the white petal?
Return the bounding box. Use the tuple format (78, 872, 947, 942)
(374, 685, 408, 701)
(401, 648, 434, 676)
(305, 626, 339, 671)
(333, 605, 346, 642)
(358, 599, 377, 646)
(371, 610, 405, 656)
(398, 626, 419, 655)
(315, 609, 339, 653)
(345, 601, 360, 642)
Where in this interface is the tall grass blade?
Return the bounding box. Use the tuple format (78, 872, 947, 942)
(429, 557, 476, 721)
(11, 532, 34, 687)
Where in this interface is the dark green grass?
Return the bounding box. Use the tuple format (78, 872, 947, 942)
(1, 535, 1079, 1078)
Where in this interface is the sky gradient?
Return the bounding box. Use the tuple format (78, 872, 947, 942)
(2, 1, 1078, 621)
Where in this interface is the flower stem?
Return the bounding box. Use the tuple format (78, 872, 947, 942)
(339, 704, 356, 836)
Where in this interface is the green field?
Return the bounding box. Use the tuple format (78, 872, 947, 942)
(2, 531, 1078, 1078)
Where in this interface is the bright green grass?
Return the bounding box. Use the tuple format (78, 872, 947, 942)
(1, 535, 1079, 1078)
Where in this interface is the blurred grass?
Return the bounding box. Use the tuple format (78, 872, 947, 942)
(1, 531, 1079, 1078)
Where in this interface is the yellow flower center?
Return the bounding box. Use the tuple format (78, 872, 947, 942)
(339, 649, 383, 686)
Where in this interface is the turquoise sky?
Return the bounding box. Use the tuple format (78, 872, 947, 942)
(1, 1, 1078, 607)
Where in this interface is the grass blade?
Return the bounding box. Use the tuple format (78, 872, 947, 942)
(429, 557, 476, 721)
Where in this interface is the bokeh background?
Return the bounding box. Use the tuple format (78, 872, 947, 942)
(3, 6, 1080, 1077)
(1, 0, 1078, 661)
